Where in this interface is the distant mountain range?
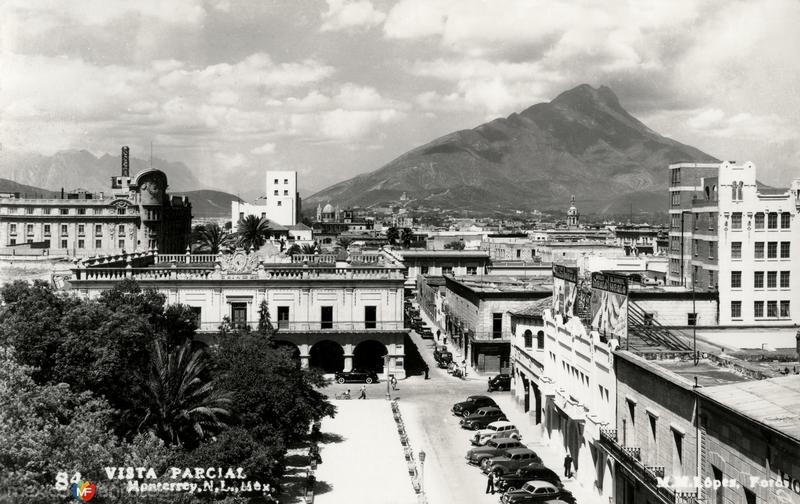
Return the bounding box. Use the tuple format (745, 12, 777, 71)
(306, 84, 719, 214)
(0, 178, 239, 220)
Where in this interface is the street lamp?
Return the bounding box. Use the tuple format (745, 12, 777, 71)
(384, 354, 391, 400)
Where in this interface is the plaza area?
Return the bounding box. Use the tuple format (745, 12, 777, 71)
(314, 400, 418, 504)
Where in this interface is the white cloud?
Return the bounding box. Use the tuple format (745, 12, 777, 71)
(320, 0, 386, 32)
(251, 143, 277, 155)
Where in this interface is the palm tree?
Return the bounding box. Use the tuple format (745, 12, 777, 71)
(401, 228, 413, 248)
(236, 215, 271, 250)
(139, 340, 232, 448)
(286, 243, 301, 256)
(300, 243, 317, 255)
(385, 226, 399, 245)
(336, 237, 353, 250)
(191, 223, 232, 254)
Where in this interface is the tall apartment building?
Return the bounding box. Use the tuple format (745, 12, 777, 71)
(231, 170, 299, 227)
(667, 161, 800, 325)
(0, 147, 191, 256)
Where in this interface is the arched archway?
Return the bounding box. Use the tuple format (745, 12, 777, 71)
(353, 339, 388, 373)
(274, 340, 301, 366)
(309, 340, 344, 372)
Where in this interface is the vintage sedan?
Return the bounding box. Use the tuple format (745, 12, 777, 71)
(472, 421, 521, 446)
(496, 465, 562, 491)
(460, 406, 506, 430)
(451, 395, 497, 416)
(483, 448, 542, 476)
(465, 437, 525, 466)
(500, 480, 577, 504)
(488, 373, 512, 392)
(334, 369, 379, 384)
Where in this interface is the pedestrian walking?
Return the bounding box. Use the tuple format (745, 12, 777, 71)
(390, 375, 398, 390)
(443, 336, 447, 345)
(344, 389, 351, 399)
(424, 364, 429, 380)
(563, 453, 573, 478)
(436, 329, 441, 341)
(358, 385, 366, 399)
(485, 472, 495, 494)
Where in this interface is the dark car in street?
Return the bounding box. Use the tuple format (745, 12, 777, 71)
(418, 327, 434, 339)
(452, 395, 497, 416)
(465, 437, 525, 466)
(460, 406, 507, 430)
(500, 480, 577, 504)
(496, 464, 562, 491)
(483, 448, 542, 476)
(334, 369, 379, 384)
(488, 373, 512, 392)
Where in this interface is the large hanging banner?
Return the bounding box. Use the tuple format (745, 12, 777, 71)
(552, 264, 578, 318)
(590, 272, 628, 338)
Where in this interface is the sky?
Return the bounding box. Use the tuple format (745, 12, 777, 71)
(1, 0, 799, 197)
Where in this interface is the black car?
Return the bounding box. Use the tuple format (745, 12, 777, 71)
(488, 373, 512, 392)
(334, 369, 379, 384)
(496, 464, 562, 492)
(452, 395, 497, 416)
(460, 406, 507, 429)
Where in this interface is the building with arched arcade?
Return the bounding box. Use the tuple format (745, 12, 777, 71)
(66, 248, 408, 378)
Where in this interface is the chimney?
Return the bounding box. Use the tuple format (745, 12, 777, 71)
(121, 146, 130, 177)
(60, 187, 64, 199)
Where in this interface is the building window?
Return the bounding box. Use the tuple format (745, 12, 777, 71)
(273, 190, 278, 196)
(61, 239, 68, 249)
(648, 413, 657, 440)
(780, 271, 790, 288)
(189, 307, 201, 325)
(492, 313, 503, 339)
(95, 224, 102, 236)
(43, 224, 51, 237)
(93, 208, 102, 215)
(320, 306, 333, 329)
(754, 212, 764, 229)
(25, 207, 33, 214)
(442, 266, 453, 275)
(687, 313, 697, 326)
(731, 301, 742, 319)
(767, 241, 778, 259)
(755, 242, 764, 259)
(780, 241, 790, 258)
(754, 301, 764, 318)
(77, 208, 86, 215)
(284, 179, 288, 184)
(730, 242, 741, 259)
(670, 168, 680, 185)
(277, 201, 282, 206)
(731, 271, 741, 288)
(59, 208, 68, 215)
(117, 207, 126, 215)
(77, 239, 84, 249)
(95, 239, 102, 249)
(537, 330, 544, 349)
(768, 212, 778, 229)
(118, 224, 125, 236)
(708, 270, 715, 287)
(767, 300, 778, 317)
(283, 190, 288, 196)
(231, 303, 247, 327)
(9, 224, 16, 235)
(673, 428, 684, 466)
(43, 208, 51, 215)
(671, 192, 680, 206)
(780, 212, 790, 229)
(60, 224, 68, 236)
(118, 238, 125, 249)
(364, 305, 376, 329)
(731, 212, 742, 229)
(273, 179, 278, 184)
(754, 271, 764, 289)
(767, 271, 777, 288)
(712, 466, 724, 504)
(466, 266, 477, 275)
(277, 306, 289, 329)
(780, 301, 790, 318)
(77, 224, 85, 236)
(26, 224, 34, 235)
(420, 265, 429, 275)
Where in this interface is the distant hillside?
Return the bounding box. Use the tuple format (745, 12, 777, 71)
(0, 178, 239, 219)
(307, 84, 719, 214)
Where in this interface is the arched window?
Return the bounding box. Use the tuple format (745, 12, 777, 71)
(737, 181, 744, 201)
(731, 182, 737, 200)
(523, 330, 533, 348)
(537, 330, 545, 349)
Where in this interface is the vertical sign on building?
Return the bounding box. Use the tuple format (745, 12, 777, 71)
(552, 264, 578, 318)
(590, 272, 629, 338)
(121, 146, 130, 177)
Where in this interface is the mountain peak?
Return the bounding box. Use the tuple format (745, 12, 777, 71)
(551, 84, 621, 110)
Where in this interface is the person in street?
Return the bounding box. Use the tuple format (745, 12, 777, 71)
(358, 385, 366, 399)
(443, 336, 447, 345)
(344, 389, 351, 399)
(436, 329, 441, 341)
(424, 364, 429, 380)
(564, 453, 573, 478)
(485, 472, 495, 494)
(390, 375, 398, 390)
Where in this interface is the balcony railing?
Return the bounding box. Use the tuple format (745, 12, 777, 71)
(72, 264, 405, 281)
(469, 331, 511, 342)
(197, 320, 406, 332)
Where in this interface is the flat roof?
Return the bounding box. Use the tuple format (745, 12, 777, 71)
(400, 250, 490, 258)
(657, 359, 752, 387)
(509, 297, 553, 317)
(697, 375, 800, 443)
(449, 275, 551, 294)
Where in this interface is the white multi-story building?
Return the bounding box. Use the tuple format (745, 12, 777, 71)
(667, 161, 800, 325)
(231, 170, 299, 227)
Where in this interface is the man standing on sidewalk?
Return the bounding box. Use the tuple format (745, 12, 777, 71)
(563, 453, 573, 478)
(485, 472, 495, 494)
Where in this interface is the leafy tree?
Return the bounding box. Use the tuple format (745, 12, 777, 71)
(401, 227, 413, 248)
(191, 223, 232, 254)
(257, 300, 277, 338)
(300, 243, 317, 255)
(444, 240, 466, 250)
(336, 236, 353, 250)
(385, 226, 399, 245)
(236, 215, 272, 250)
(140, 340, 232, 449)
(285, 243, 301, 256)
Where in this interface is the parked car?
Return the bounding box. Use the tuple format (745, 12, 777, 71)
(460, 406, 506, 430)
(500, 480, 577, 504)
(437, 351, 453, 367)
(334, 369, 379, 384)
(433, 345, 449, 362)
(465, 437, 525, 466)
(488, 373, 512, 392)
(471, 421, 521, 446)
(482, 448, 542, 476)
(451, 395, 497, 416)
(418, 327, 434, 339)
(496, 465, 562, 491)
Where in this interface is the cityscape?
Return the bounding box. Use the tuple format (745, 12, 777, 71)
(1, 2, 800, 504)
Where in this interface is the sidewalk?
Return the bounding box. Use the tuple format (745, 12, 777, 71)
(415, 302, 482, 381)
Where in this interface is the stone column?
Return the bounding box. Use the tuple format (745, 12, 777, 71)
(300, 356, 310, 369)
(343, 354, 353, 372)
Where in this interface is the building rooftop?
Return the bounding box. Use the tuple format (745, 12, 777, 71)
(449, 275, 552, 294)
(657, 359, 752, 387)
(399, 250, 490, 258)
(509, 297, 553, 318)
(697, 375, 800, 443)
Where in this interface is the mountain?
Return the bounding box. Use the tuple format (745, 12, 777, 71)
(306, 84, 719, 214)
(0, 179, 239, 220)
(0, 149, 204, 194)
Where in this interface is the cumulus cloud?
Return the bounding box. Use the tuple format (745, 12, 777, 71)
(320, 0, 386, 32)
(251, 143, 277, 155)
